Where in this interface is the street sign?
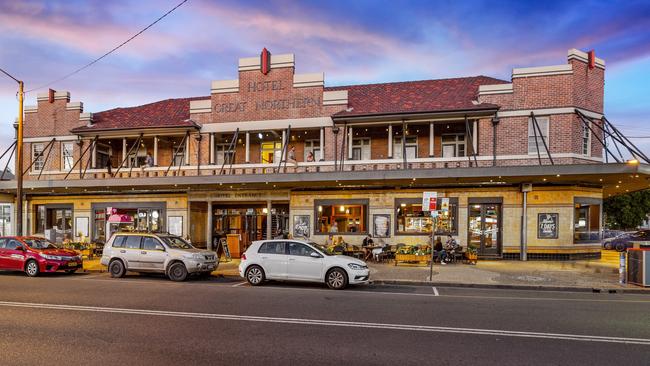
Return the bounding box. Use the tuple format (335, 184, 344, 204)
(422, 192, 437, 211)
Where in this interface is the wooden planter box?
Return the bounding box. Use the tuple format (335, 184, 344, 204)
(394, 253, 430, 266)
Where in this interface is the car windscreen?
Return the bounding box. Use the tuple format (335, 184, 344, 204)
(159, 236, 194, 249)
(23, 238, 59, 250)
(308, 242, 333, 256)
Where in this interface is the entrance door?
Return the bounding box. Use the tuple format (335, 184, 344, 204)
(468, 203, 501, 257)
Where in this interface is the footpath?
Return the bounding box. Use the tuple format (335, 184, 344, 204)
(82, 250, 648, 293)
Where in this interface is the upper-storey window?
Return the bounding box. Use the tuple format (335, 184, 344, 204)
(351, 138, 370, 160)
(172, 141, 186, 166)
(393, 136, 418, 160)
(95, 144, 111, 169)
(32, 143, 45, 172)
(304, 139, 321, 162)
(441, 134, 465, 158)
(582, 122, 591, 156)
(215, 143, 235, 165)
(61, 142, 74, 171)
(528, 116, 549, 155)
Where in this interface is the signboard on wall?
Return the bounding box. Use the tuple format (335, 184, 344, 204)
(537, 213, 559, 239)
(422, 192, 438, 212)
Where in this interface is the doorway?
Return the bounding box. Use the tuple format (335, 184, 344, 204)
(468, 201, 502, 257)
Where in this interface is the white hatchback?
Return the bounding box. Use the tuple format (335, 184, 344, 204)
(239, 239, 369, 289)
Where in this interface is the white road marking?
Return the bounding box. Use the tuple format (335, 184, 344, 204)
(432, 287, 439, 296)
(231, 282, 247, 287)
(1, 300, 648, 346)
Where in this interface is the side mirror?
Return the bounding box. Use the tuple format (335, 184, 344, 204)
(310, 252, 321, 258)
(15, 246, 24, 251)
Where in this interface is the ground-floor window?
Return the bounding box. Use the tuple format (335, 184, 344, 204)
(395, 197, 458, 235)
(574, 198, 601, 243)
(35, 205, 73, 243)
(91, 203, 165, 243)
(0, 204, 11, 236)
(315, 199, 368, 234)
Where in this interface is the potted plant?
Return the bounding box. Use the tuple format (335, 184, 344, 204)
(466, 247, 478, 265)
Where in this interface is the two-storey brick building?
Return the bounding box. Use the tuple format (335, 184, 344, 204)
(2, 47, 648, 259)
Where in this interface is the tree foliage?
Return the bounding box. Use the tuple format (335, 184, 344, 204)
(604, 189, 650, 230)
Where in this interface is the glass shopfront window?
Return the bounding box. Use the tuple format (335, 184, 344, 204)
(315, 199, 368, 234)
(91, 203, 165, 244)
(395, 198, 458, 235)
(34, 205, 73, 243)
(574, 198, 601, 243)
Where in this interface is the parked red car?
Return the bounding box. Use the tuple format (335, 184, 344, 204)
(0, 236, 82, 277)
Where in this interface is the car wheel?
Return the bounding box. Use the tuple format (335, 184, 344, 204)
(25, 260, 39, 277)
(326, 268, 348, 290)
(168, 262, 188, 282)
(604, 242, 612, 250)
(109, 260, 126, 278)
(245, 265, 265, 286)
(615, 243, 626, 252)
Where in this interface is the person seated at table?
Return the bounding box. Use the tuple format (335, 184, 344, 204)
(434, 237, 447, 265)
(445, 234, 459, 251)
(372, 238, 387, 262)
(361, 234, 374, 260)
(325, 234, 335, 248)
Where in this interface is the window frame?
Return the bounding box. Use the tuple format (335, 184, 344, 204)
(350, 138, 371, 161)
(527, 116, 550, 155)
(393, 135, 418, 160)
(0, 204, 12, 236)
(123, 235, 143, 249)
(441, 134, 465, 158)
(61, 142, 74, 171)
(314, 199, 369, 235)
(215, 143, 236, 165)
(304, 139, 321, 161)
(582, 122, 591, 156)
(394, 197, 459, 236)
(32, 143, 45, 172)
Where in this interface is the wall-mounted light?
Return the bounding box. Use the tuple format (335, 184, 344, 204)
(339, 206, 345, 212)
(258, 133, 263, 139)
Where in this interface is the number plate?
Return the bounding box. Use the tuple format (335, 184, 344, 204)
(68, 262, 77, 267)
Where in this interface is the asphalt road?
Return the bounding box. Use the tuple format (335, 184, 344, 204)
(0, 271, 648, 366)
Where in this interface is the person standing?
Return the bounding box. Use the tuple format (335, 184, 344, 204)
(434, 237, 446, 265)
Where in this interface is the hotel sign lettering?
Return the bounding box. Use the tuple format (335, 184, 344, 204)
(213, 79, 321, 114)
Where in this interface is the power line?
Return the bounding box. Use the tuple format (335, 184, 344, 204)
(26, 0, 188, 93)
(0, 67, 20, 83)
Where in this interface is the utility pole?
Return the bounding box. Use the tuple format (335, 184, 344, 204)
(16, 81, 23, 236)
(0, 68, 24, 236)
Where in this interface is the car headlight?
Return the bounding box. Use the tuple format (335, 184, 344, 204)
(183, 253, 204, 260)
(42, 254, 59, 260)
(348, 263, 367, 270)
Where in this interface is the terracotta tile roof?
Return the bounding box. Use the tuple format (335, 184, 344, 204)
(71, 97, 207, 133)
(325, 75, 507, 118)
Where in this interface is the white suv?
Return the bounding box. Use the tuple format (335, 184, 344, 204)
(239, 239, 369, 289)
(101, 232, 218, 281)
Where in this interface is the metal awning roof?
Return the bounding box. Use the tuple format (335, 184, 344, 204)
(0, 163, 647, 197)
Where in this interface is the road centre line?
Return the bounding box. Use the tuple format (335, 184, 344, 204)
(432, 287, 439, 296)
(1, 300, 648, 346)
(231, 282, 247, 287)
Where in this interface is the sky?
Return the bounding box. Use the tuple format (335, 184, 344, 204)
(1, 0, 649, 168)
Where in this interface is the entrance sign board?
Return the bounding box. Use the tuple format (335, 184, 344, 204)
(537, 213, 559, 239)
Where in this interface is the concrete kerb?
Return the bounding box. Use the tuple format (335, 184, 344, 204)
(370, 279, 650, 295)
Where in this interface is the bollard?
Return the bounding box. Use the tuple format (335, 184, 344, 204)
(619, 251, 626, 284)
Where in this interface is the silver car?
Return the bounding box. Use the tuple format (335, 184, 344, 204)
(100, 232, 218, 281)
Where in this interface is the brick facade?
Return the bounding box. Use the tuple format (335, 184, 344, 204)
(19, 48, 608, 181)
